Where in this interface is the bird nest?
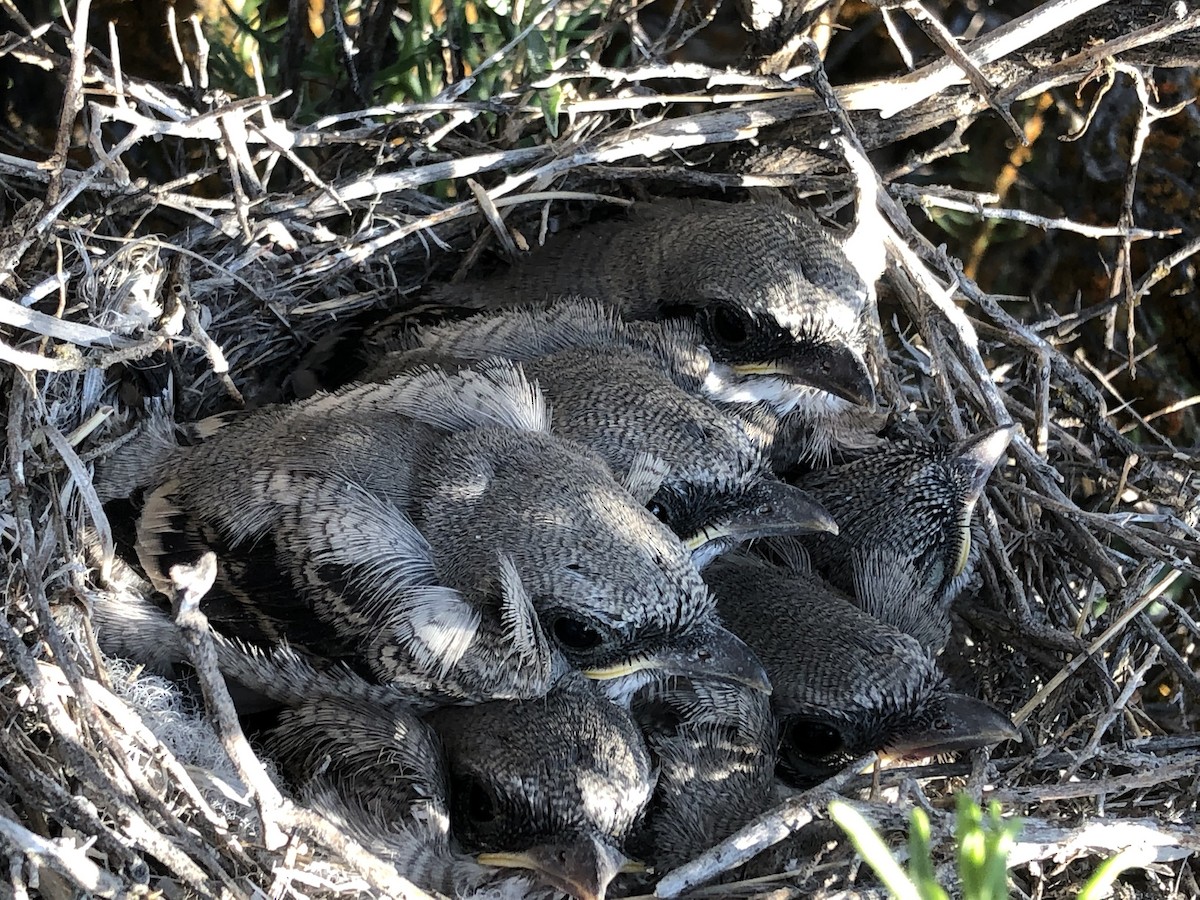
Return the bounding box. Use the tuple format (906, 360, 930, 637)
(2, 1, 1199, 898)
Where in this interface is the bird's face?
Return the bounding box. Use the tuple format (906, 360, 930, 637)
(796, 425, 1017, 629)
(654, 206, 875, 413)
(430, 676, 653, 900)
(774, 691, 1017, 785)
(681, 289, 875, 412)
(706, 553, 1008, 787)
(770, 636, 951, 786)
(424, 430, 769, 699)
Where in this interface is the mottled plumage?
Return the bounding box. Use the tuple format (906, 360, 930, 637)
(364, 299, 838, 567)
(132, 362, 768, 705)
(266, 673, 654, 900)
(628, 675, 777, 872)
(357, 199, 876, 417)
(707, 552, 1017, 787)
(791, 425, 1017, 651)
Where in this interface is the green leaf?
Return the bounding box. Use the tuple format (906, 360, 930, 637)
(982, 802, 1021, 900)
(525, 26, 550, 68)
(955, 794, 986, 897)
(537, 84, 563, 137)
(908, 808, 936, 884)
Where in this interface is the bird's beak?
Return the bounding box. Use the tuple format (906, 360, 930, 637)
(682, 481, 838, 557)
(477, 834, 626, 900)
(731, 345, 876, 408)
(958, 424, 1018, 504)
(950, 425, 1017, 577)
(883, 694, 1020, 761)
(585, 624, 771, 694)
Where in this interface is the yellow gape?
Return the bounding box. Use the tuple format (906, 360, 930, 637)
(953, 520, 972, 577)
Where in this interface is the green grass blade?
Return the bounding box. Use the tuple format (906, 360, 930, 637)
(830, 801, 922, 900)
(1077, 848, 1145, 900)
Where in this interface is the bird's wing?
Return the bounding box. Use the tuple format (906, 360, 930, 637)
(277, 476, 482, 681)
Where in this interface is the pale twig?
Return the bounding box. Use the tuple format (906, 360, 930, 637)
(43, 661, 229, 832)
(1073, 347, 1176, 449)
(0, 126, 146, 288)
(170, 255, 246, 406)
(891, 0, 1026, 141)
(1105, 64, 1191, 379)
(0, 620, 218, 891)
(846, 802, 1200, 868)
(1000, 4, 1200, 105)
(533, 59, 814, 91)
(0, 814, 124, 898)
(653, 754, 877, 897)
(1142, 394, 1200, 425)
(165, 4, 193, 89)
(996, 753, 1198, 805)
(1068, 646, 1161, 775)
(1132, 233, 1200, 303)
(105, 20, 128, 109)
(893, 183, 1177, 240)
(169, 552, 287, 851)
(1007, 817, 1200, 867)
(39, 420, 114, 582)
(879, 6, 916, 70)
(839, 0, 1113, 117)
(467, 178, 520, 261)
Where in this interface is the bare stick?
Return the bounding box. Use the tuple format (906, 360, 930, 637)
(0, 814, 124, 898)
(892, 0, 1026, 141)
(653, 754, 877, 897)
(169, 552, 287, 851)
(467, 178, 520, 261)
(1011, 569, 1183, 726)
(893, 184, 1177, 240)
(45, 0, 90, 209)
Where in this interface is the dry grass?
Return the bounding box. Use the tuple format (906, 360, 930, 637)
(1, 1, 1199, 897)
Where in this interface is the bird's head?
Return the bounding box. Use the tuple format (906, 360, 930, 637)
(655, 202, 876, 412)
(795, 423, 1018, 645)
(705, 553, 1016, 788)
(678, 291, 876, 412)
(773, 651, 1017, 787)
(430, 674, 653, 900)
(424, 429, 770, 702)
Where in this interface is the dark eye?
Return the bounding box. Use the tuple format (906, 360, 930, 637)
(466, 778, 497, 825)
(706, 306, 749, 345)
(782, 718, 846, 761)
(553, 616, 603, 651)
(646, 498, 671, 525)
